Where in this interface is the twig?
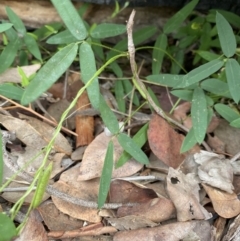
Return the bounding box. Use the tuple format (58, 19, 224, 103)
(126, 10, 212, 152)
(230, 150, 240, 163)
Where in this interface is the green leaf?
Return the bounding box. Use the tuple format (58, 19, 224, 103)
(21, 43, 78, 105)
(0, 131, 3, 185)
(191, 87, 208, 143)
(47, 29, 78, 44)
(99, 95, 119, 135)
(18, 66, 30, 87)
(115, 80, 126, 113)
(122, 79, 139, 106)
(79, 42, 100, 109)
(225, 58, 240, 103)
(201, 78, 231, 98)
(24, 34, 42, 61)
(6, 6, 26, 36)
(216, 12, 236, 57)
(146, 74, 184, 88)
(92, 38, 105, 61)
(214, 103, 240, 122)
(0, 84, 24, 100)
(178, 35, 196, 49)
(0, 213, 17, 241)
(230, 118, 240, 128)
(195, 50, 221, 62)
(90, 23, 126, 39)
(51, 0, 87, 40)
(163, 0, 199, 34)
(180, 128, 198, 153)
(98, 140, 114, 208)
(178, 59, 224, 88)
(0, 38, 21, 74)
(4, 27, 18, 42)
(0, 23, 13, 33)
(171, 89, 193, 101)
(117, 133, 149, 165)
(116, 123, 148, 168)
(170, 49, 184, 74)
(152, 33, 168, 74)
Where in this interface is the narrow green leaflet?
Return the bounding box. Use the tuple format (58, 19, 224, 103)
(216, 12, 236, 57)
(115, 80, 126, 113)
(79, 42, 100, 109)
(0, 23, 13, 33)
(24, 34, 42, 61)
(230, 118, 240, 128)
(178, 59, 224, 88)
(216, 10, 240, 28)
(0, 213, 17, 241)
(99, 95, 119, 135)
(117, 133, 149, 165)
(170, 49, 184, 74)
(6, 7, 26, 36)
(0, 84, 24, 101)
(122, 79, 139, 106)
(152, 33, 167, 74)
(21, 43, 78, 105)
(47, 29, 78, 44)
(181, 128, 198, 153)
(225, 59, 240, 103)
(90, 23, 126, 39)
(191, 87, 208, 144)
(214, 103, 240, 122)
(201, 78, 231, 98)
(0, 131, 3, 185)
(196, 50, 220, 62)
(163, 0, 198, 34)
(171, 89, 193, 101)
(146, 74, 184, 88)
(98, 140, 114, 208)
(4, 27, 18, 42)
(51, 0, 87, 40)
(0, 38, 21, 74)
(116, 123, 149, 167)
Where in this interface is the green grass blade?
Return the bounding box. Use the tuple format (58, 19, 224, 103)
(51, 0, 87, 40)
(191, 87, 208, 143)
(152, 33, 167, 74)
(98, 140, 114, 208)
(90, 23, 126, 39)
(214, 103, 240, 122)
(21, 43, 78, 105)
(79, 42, 100, 109)
(216, 12, 236, 57)
(225, 58, 240, 103)
(163, 0, 199, 34)
(6, 6, 26, 36)
(116, 123, 149, 168)
(117, 133, 149, 165)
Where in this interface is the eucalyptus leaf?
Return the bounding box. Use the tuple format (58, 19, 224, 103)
(225, 58, 240, 103)
(191, 87, 208, 143)
(116, 123, 148, 167)
(51, 0, 87, 40)
(163, 0, 198, 34)
(91, 23, 126, 39)
(117, 133, 149, 165)
(178, 59, 224, 88)
(180, 128, 198, 153)
(98, 140, 114, 208)
(0, 23, 13, 33)
(79, 42, 100, 109)
(214, 103, 240, 122)
(21, 43, 78, 105)
(6, 6, 26, 36)
(152, 33, 167, 74)
(24, 34, 42, 61)
(216, 12, 236, 57)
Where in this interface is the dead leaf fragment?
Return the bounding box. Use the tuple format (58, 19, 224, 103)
(166, 167, 212, 221)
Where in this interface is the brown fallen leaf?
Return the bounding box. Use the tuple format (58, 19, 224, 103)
(78, 132, 143, 181)
(214, 216, 226, 241)
(222, 214, 240, 241)
(166, 167, 212, 221)
(148, 114, 199, 168)
(113, 220, 213, 241)
(117, 197, 176, 223)
(202, 183, 240, 218)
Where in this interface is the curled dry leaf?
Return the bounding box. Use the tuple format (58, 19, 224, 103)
(202, 184, 240, 218)
(113, 220, 213, 241)
(166, 167, 212, 221)
(78, 132, 143, 181)
(148, 114, 186, 168)
(194, 151, 234, 193)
